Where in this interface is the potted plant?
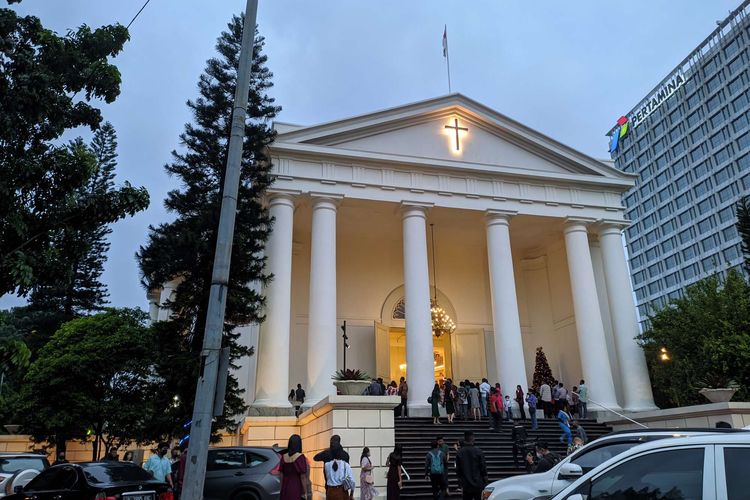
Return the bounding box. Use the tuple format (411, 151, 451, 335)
(332, 369, 371, 395)
(697, 374, 739, 403)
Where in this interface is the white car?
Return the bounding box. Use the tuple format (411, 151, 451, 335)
(551, 432, 750, 499)
(0, 453, 49, 497)
(482, 429, 745, 500)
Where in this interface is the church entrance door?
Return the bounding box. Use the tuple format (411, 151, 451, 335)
(374, 323, 453, 383)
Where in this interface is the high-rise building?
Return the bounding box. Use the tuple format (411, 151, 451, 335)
(609, 0, 750, 326)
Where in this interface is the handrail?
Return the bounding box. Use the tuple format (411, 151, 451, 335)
(573, 391, 649, 429)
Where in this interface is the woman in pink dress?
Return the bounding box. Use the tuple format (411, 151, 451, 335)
(279, 434, 310, 500)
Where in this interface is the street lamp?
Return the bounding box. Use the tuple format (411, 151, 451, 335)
(341, 321, 349, 371)
(659, 347, 671, 362)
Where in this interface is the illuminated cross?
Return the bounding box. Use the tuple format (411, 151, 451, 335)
(444, 118, 468, 151)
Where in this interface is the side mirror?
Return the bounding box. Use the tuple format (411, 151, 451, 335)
(13, 486, 23, 494)
(558, 462, 583, 479)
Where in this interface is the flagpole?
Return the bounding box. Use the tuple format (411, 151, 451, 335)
(444, 24, 452, 93)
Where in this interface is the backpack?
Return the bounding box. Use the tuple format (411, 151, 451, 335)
(429, 450, 444, 474)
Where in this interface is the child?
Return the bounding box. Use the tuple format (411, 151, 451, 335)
(504, 395, 513, 421)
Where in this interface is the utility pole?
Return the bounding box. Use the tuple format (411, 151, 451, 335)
(180, 1, 258, 499)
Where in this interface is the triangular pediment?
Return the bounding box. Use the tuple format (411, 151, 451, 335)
(273, 94, 629, 181)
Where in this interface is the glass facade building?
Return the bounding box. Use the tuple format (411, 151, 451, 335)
(609, 1, 750, 326)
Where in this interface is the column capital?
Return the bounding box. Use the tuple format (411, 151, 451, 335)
(266, 189, 300, 208)
(595, 219, 631, 236)
(310, 192, 344, 211)
(563, 217, 596, 234)
(400, 201, 433, 219)
(485, 209, 518, 227)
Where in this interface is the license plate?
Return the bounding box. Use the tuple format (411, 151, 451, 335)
(123, 491, 156, 500)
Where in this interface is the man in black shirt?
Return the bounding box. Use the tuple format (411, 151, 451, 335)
(525, 442, 559, 474)
(295, 383, 306, 405)
(313, 434, 350, 463)
(455, 431, 487, 500)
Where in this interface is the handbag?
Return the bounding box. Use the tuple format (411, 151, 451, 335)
(427, 396, 433, 404)
(363, 458, 374, 484)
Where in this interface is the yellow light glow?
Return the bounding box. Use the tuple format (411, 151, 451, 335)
(399, 363, 407, 371)
(443, 117, 468, 155)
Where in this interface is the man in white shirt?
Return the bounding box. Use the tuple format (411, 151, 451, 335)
(479, 379, 491, 418)
(577, 380, 588, 418)
(557, 383, 568, 413)
(539, 382, 552, 418)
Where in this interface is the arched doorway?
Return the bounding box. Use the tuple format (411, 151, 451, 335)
(376, 285, 457, 383)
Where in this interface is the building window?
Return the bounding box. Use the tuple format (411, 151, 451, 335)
(728, 56, 745, 76)
(683, 263, 699, 280)
(706, 73, 723, 92)
(707, 92, 724, 113)
(724, 245, 740, 261)
(710, 108, 728, 129)
(647, 262, 661, 277)
(710, 129, 727, 149)
(718, 184, 736, 203)
(679, 227, 694, 244)
(658, 186, 673, 203)
(705, 54, 721, 74)
(715, 145, 732, 165)
(694, 161, 710, 179)
(630, 238, 643, 253)
(738, 131, 750, 151)
(697, 197, 714, 215)
(653, 137, 666, 155)
(724, 38, 741, 58)
(689, 126, 705, 143)
(675, 172, 691, 191)
(738, 153, 750, 171)
(734, 112, 750, 133)
(655, 171, 669, 187)
(669, 124, 683, 143)
(684, 244, 699, 261)
(645, 229, 658, 245)
(718, 205, 735, 223)
(675, 192, 691, 209)
(653, 120, 666, 138)
(635, 287, 648, 300)
(645, 247, 660, 262)
(690, 144, 707, 163)
(687, 91, 702, 110)
(633, 270, 646, 284)
(722, 225, 738, 241)
(648, 281, 661, 295)
(631, 255, 643, 270)
(733, 91, 749, 112)
(716, 165, 734, 185)
(694, 178, 712, 197)
(701, 234, 720, 252)
(687, 109, 703, 128)
(662, 235, 676, 252)
(742, 175, 750, 190)
(729, 74, 745, 95)
(678, 208, 694, 227)
(662, 221, 677, 237)
(665, 253, 680, 269)
(664, 272, 679, 287)
(698, 216, 714, 234)
(669, 107, 683, 123)
(702, 255, 718, 272)
(673, 139, 687, 157)
(658, 205, 672, 220)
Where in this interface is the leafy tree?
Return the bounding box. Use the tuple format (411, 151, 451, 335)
(640, 270, 750, 408)
(18, 309, 160, 459)
(532, 346, 557, 389)
(0, 7, 148, 294)
(736, 195, 750, 274)
(137, 15, 279, 439)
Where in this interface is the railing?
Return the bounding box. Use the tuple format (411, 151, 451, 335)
(573, 392, 649, 429)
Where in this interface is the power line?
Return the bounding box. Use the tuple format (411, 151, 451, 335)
(126, 0, 152, 29)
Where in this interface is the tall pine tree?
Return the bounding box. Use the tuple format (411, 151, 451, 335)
(137, 16, 279, 439)
(10, 124, 148, 353)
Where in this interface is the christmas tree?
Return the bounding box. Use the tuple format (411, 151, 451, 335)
(532, 346, 557, 389)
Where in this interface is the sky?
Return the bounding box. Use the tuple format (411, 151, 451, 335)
(2, 0, 743, 310)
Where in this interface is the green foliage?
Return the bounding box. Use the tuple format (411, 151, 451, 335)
(137, 16, 279, 439)
(532, 347, 557, 389)
(736, 195, 750, 274)
(18, 309, 160, 458)
(640, 269, 750, 408)
(0, 7, 148, 295)
(332, 369, 370, 381)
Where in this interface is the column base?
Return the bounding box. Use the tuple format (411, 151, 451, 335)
(248, 399, 295, 417)
(623, 404, 660, 413)
(406, 402, 432, 417)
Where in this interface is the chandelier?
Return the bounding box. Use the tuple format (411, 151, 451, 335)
(429, 224, 456, 338)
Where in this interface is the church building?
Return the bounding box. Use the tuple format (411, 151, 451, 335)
(238, 93, 657, 417)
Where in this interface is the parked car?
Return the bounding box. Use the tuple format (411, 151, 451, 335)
(4, 461, 168, 500)
(0, 453, 49, 497)
(551, 432, 750, 499)
(203, 446, 283, 500)
(482, 428, 748, 500)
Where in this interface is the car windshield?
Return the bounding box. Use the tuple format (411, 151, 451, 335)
(82, 464, 153, 484)
(0, 457, 47, 474)
(570, 442, 645, 472)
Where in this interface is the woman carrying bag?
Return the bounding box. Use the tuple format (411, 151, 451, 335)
(324, 444, 355, 500)
(360, 447, 378, 500)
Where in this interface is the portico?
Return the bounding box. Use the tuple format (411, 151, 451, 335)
(244, 94, 656, 416)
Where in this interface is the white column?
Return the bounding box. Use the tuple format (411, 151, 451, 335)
(598, 222, 657, 411)
(401, 203, 434, 415)
(486, 211, 528, 393)
(304, 195, 341, 407)
(253, 193, 295, 412)
(563, 219, 621, 411)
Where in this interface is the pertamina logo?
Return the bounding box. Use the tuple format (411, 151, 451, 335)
(609, 116, 630, 154)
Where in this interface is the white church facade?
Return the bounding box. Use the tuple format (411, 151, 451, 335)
(241, 93, 656, 417)
(150, 94, 657, 419)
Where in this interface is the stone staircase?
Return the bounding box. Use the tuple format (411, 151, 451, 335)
(394, 416, 613, 498)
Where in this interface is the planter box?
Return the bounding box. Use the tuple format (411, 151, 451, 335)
(699, 388, 737, 403)
(333, 380, 371, 396)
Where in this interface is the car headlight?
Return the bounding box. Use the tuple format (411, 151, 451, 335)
(482, 486, 494, 499)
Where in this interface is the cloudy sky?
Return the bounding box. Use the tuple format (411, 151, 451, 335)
(3, 0, 743, 310)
